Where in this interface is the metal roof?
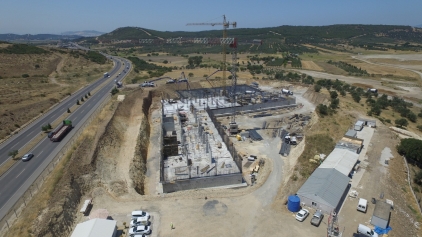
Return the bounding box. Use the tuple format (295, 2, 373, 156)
(373, 201, 392, 220)
(345, 129, 357, 138)
(70, 219, 116, 237)
(319, 148, 359, 176)
(297, 168, 350, 208)
(249, 129, 263, 141)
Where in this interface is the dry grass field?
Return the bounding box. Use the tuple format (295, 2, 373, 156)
(0, 46, 112, 139)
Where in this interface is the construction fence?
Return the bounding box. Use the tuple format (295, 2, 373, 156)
(0, 94, 111, 235)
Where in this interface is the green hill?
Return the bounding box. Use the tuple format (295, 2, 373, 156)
(77, 25, 422, 54)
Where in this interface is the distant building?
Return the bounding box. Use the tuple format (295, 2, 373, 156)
(70, 219, 117, 237)
(252, 39, 263, 45)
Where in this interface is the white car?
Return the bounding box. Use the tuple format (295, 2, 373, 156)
(295, 209, 309, 222)
(140, 82, 155, 87)
(130, 217, 150, 227)
(131, 210, 150, 219)
(129, 225, 151, 235)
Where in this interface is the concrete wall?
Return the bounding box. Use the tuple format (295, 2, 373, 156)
(212, 100, 297, 116)
(162, 173, 243, 193)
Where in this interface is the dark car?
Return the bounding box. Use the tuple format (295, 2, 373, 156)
(22, 153, 34, 161)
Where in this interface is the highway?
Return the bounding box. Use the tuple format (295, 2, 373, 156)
(0, 51, 131, 221)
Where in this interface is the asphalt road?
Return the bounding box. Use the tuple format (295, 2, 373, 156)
(0, 52, 131, 221)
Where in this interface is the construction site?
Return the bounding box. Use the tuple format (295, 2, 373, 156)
(160, 84, 297, 192)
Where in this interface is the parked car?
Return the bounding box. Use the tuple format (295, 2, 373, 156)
(130, 217, 150, 227)
(22, 153, 34, 161)
(310, 210, 324, 227)
(357, 224, 378, 237)
(132, 210, 150, 219)
(140, 82, 155, 87)
(129, 225, 151, 235)
(295, 209, 309, 222)
(357, 198, 368, 213)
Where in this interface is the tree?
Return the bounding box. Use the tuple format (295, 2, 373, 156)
(188, 72, 194, 78)
(330, 91, 338, 99)
(67, 108, 71, 113)
(317, 104, 328, 116)
(203, 74, 208, 78)
(352, 93, 361, 103)
(397, 138, 422, 163)
(85, 94, 88, 99)
(8, 150, 19, 159)
(81, 97, 84, 102)
(111, 88, 119, 95)
(395, 118, 408, 128)
(163, 60, 168, 64)
(314, 85, 321, 92)
(330, 98, 339, 109)
(76, 100, 80, 105)
(88, 92, 91, 96)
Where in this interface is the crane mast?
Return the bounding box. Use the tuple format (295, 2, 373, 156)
(187, 15, 236, 94)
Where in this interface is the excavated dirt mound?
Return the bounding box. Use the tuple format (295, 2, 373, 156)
(302, 86, 329, 105)
(31, 89, 152, 237)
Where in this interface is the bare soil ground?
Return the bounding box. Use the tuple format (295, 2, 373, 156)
(0, 48, 112, 139)
(301, 60, 324, 71)
(6, 50, 422, 236)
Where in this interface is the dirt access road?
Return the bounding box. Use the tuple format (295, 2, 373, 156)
(87, 89, 326, 237)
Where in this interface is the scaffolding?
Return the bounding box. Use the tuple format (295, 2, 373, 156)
(327, 211, 343, 237)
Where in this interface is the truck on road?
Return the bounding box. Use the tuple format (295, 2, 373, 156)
(50, 120, 72, 142)
(310, 210, 323, 227)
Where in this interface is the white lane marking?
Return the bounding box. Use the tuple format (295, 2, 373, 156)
(16, 169, 25, 178)
(38, 150, 44, 156)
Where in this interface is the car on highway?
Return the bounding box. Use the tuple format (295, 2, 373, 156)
(140, 82, 155, 87)
(178, 78, 188, 82)
(22, 153, 34, 162)
(166, 79, 176, 84)
(295, 209, 309, 222)
(129, 225, 151, 235)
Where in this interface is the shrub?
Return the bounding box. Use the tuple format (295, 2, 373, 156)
(314, 85, 321, 92)
(8, 150, 19, 158)
(22, 74, 30, 78)
(317, 104, 328, 116)
(111, 88, 119, 95)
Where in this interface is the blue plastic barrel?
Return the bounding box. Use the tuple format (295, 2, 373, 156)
(287, 195, 301, 212)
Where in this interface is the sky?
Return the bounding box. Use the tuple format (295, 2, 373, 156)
(1, 0, 421, 34)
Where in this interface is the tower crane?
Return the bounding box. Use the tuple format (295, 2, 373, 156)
(187, 15, 237, 94)
(139, 36, 239, 134)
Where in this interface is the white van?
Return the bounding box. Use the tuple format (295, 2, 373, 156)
(357, 198, 368, 213)
(357, 224, 378, 237)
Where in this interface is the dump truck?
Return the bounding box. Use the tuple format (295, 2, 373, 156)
(50, 120, 72, 142)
